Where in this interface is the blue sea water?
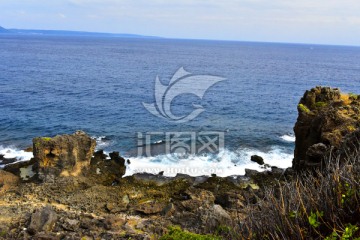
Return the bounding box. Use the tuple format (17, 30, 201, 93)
(1, 35, 360, 176)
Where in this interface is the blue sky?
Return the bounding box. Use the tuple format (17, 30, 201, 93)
(0, 0, 359, 45)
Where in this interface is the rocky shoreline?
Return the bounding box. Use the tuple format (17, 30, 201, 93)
(1, 86, 360, 239)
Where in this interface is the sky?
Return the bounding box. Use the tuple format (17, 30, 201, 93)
(0, 0, 360, 46)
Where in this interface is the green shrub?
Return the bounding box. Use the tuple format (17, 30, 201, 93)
(159, 226, 221, 240)
(325, 224, 359, 240)
(349, 93, 358, 100)
(0, 230, 6, 237)
(308, 211, 323, 228)
(315, 101, 327, 108)
(298, 103, 311, 113)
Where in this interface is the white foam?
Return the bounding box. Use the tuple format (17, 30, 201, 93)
(280, 134, 296, 142)
(153, 140, 164, 144)
(93, 136, 111, 150)
(0, 145, 33, 165)
(124, 146, 293, 177)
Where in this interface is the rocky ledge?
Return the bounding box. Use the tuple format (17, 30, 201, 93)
(1, 131, 285, 239)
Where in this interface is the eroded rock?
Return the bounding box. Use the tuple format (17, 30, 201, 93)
(33, 131, 96, 180)
(293, 86, 360, 170)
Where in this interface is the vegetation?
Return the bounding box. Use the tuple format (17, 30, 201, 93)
(315, 101, 328, 108)
(298, 104, 311, 114)
(347, 125, 357, 132)
(236, 151, 360, 239)
(0, 230, 7, 237)
(42, 137, 52, 141)
(349, 93, 358, 100)
(159, 226, 221, 240)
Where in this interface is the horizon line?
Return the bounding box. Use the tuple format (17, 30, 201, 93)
(1, 26, 359, 48)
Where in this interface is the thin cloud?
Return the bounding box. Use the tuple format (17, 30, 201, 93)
(58, 13, 66, 18)
(0, 0, 359, 45)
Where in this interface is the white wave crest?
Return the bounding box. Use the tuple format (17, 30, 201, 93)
(0, 146, 33, 166)
(280, 134, 296, 142)
(124, 146, 293, 177)
(93, 136, 111, 150)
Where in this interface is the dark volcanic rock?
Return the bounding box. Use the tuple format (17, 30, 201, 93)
(251, 155, 264, 165)
(88, 151, 126, 185)
(244, 169, 259, 178)
(33, 131, 96, 180)
(293, 86, 360, 170)
(90, 150, 108, 165)
(306, 143, 328, 164)
(0, 154, 17, 165)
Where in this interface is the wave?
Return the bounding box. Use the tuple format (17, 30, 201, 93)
(0, 143, 294, 178)
(93, 136, 112, 150)
(124, 146, 293, 177)
(0, 145, 33, 167)
(280, 134, 296, 142)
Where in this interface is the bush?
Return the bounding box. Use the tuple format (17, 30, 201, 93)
(349, 93, 358, 100)
(159, 226, 221, 240)
(298, 104, 311, 114)
(315, 101, 327, 108)
(237, 151, 360, 239)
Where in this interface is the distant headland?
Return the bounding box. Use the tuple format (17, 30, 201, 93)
(0, 26, 10, 33)
(0, 25, 161, 39)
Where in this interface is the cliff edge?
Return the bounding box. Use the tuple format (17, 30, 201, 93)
(293, 86, 360, 170)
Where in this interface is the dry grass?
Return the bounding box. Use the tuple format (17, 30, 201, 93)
(234, 150, 360, 240)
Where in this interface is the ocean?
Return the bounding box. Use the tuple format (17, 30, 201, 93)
(1, 35, 360, 176)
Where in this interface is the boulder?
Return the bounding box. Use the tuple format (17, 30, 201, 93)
(135, 201, 166, 215)
(88, 151, 126, 185)
(251, 155, 264, 165)
(33, 131, 96, 180)
(306, 143, 328, 164)
(180, 188, 216, 211)
(61, 218, 80, 231)
(0, 170, 19, 194)
(293, 86, 360, 170)
(28, 206, 58, 235)
(211, 204, 232, 225)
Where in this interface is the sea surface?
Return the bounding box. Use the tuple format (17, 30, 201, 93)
(1, 35, 360, 176)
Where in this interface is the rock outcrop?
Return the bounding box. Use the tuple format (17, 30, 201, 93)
(251, 155, 264, 165)
(293, 86, 360, 170)
(33, 131, 96, 180)
(88, 150, 126, 185)
(0, 170, 19, 194)
(0, 129, 292, 239)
